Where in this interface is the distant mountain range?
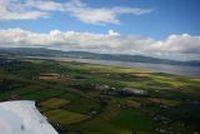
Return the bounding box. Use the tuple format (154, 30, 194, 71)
(0, 47, 199, 66)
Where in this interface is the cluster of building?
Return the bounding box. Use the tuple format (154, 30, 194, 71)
(95, 84, 148, 97)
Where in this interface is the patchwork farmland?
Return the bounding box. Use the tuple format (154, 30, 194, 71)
(0, 57, 200, 134)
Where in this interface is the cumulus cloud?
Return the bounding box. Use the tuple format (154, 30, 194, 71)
(0, 28, 199, 60)
(0, 0, 153, 24)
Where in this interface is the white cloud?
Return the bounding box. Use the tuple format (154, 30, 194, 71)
(61, 0, 153, 25)
(0, 0, 153, 24)
(0, 0, 49, 20)
(0, 28, 199, 60)
(108, 29, 120, 36)
(31, 1, 65, 11)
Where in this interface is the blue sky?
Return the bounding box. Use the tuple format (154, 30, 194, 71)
(0, 0, 199, 39)
(0, 0, 199, 60)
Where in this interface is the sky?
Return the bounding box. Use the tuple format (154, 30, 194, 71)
(0, 0, 200, 60)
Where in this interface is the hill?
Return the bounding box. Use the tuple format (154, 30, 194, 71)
(0, 47, 199, 66)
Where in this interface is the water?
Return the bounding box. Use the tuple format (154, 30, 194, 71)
(69, 58, 200, 77)
(26, 56, 200, 77)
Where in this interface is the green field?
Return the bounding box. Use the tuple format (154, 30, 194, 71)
(44, 109, 90, 125)
(0, 57, 200, 134)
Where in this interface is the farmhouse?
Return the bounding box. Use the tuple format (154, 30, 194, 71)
(120, 87, 148, 96)
(95, 84, 110, 91)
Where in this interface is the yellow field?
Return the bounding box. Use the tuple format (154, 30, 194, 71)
(148, 98, 180, 107)
(41, 97, 69, 108)
(44, 109, 90, 125)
